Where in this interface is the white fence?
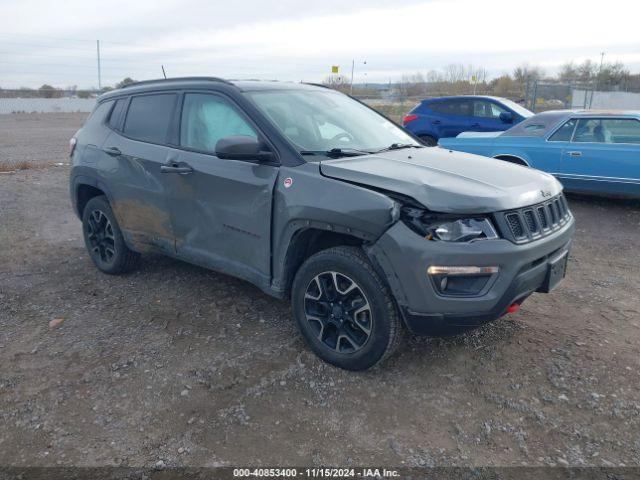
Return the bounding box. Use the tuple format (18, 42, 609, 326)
(571, 89, 640, 110)
(0, 98, 96, 114)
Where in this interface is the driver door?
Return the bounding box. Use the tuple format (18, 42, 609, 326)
(162, 92, 279, 287)
(471, 99, 511, 132)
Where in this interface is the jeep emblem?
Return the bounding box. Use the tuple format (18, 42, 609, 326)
(541, 189, 552, 198)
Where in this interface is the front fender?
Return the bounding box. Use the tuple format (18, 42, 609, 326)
(270, 162, 399, 292)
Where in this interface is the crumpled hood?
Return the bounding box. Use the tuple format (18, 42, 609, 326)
(320, 147, 562, 213)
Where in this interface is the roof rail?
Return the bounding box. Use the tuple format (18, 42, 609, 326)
(120, 76, 233, 89)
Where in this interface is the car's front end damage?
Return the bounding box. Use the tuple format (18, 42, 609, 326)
(320, 147, 575, 334)
(366, 194, 574, 334)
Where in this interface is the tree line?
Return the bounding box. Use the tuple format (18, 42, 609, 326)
(0, 78, 137, 99)
(325, 60, 640, 100)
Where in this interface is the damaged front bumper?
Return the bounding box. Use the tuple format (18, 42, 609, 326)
(367, 216, 575, 335)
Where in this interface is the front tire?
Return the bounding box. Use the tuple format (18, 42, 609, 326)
(82, 195, 140, 274)
(291, 246, 402, 370)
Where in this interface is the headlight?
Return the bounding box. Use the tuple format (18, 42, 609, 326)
(401, 207, 499, 242)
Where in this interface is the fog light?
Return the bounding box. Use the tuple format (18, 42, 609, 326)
(427, 266, 499, 276)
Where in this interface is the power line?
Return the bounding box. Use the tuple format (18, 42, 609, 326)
(0, 60, 100, 69)
(0, 33, 165, 51)
(0, 40, 96, 52)
(0, 50, 161, 64)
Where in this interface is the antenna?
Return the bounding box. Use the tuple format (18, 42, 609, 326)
(161, 65, 167, 79)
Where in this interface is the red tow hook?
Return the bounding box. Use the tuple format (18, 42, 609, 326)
(506, 303, 520, 314)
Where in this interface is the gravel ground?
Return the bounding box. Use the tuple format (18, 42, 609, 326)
(1, 114, 640, 469)
(0, 113, 87, 169)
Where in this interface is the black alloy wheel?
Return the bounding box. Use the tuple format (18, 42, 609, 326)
(86, 209, 116, 265)
(81, 195, 140, 274)
(304, 271, 372, 354)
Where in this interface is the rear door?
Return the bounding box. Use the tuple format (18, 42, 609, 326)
(162, 91, 279, 287)
(559, 117, 640, 195)
(428, 99, 472, 138)
(102, 93, 178, 253)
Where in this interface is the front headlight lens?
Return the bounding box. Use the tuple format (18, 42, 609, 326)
(431, 218, 498, 242)
(402, 207, 499, 242)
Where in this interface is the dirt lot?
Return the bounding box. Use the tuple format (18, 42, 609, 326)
(1, 113, 640, 469)
(0, 113, 87, 170)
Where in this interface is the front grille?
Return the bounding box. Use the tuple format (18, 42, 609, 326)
(537, 206, 548, 229)
(496, 194, 571, 243)
(523, 210, 538, 234)
(506, 213, 524, 237)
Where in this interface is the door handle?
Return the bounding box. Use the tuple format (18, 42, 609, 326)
(432, 120, 441, 125)
(104, 146, 121, 156)
(471, 123, 481, 127)
(161, 163, 193, 174)
(567, 151, 582, 157)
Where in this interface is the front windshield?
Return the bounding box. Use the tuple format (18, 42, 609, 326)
(499, 98, 534, 118)
(247, 89, 419, 153)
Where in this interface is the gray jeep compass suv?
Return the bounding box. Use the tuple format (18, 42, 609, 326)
(70, 77, 575, 370)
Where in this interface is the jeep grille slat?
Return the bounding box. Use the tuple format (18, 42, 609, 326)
(505, 213, 524, 238)
(523, 210, 538, 235)
(497, 194, 571, 243)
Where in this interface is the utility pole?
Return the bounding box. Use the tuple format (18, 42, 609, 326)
(96, 40, 102, 91)
(350, 59, 355, 95)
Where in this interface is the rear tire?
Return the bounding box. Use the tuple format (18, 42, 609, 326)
(419, 135, 437, 147)
(291, 246, 402, 370)
(82, 196, 140, 275)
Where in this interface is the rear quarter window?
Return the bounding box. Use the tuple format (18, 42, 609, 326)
(123, 93, 177, 144)
(107, 98, 127, 130)
(429, 99, 470, 116)
(83, 101, 113, 129)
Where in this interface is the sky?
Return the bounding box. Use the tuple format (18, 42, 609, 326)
(1, 0, 639, 89)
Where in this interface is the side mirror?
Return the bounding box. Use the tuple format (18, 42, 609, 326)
(499, 112, 514, 124)
(215, 135, 275, 162)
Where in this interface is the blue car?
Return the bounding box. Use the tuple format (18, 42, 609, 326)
(438, 110, 640, 198)
(402, 95, 533, 146)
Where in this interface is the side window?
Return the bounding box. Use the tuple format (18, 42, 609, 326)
(599, 119, 640, 144)
(451, 99, 471, 116)
(123, 94, 176, 144)
(428, 101, 449, 115)
(180, 93, 257, 153)
(108, 98, 127, 130)
(431, 100, 470, 116)
(573, 119, 603, 143)
(473, 100, 507, 118)
(548, 118, 577, 142)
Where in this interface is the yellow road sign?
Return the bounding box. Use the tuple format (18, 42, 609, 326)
(331, 65, 339, 74)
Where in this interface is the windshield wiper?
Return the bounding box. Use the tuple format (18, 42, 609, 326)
(300, 148, 372, 158)
(373, 143, 423, 153)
